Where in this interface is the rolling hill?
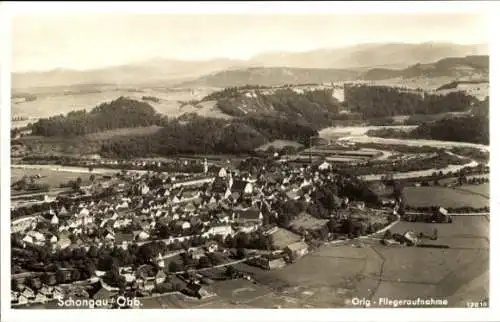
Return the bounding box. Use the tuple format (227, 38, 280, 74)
(361, 55, 489, 80)
(182, 55, 489, 88)
(250, 42, 488, 69)
(12, 42, 488, 89)
(181, 67, 360, 88)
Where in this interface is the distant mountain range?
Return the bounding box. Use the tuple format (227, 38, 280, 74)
(182, 55, 489, 88)
(12, 42, 488, 89)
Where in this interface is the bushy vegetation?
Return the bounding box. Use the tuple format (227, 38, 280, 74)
(31, 97, 163, 137)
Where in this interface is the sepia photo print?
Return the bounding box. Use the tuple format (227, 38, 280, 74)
(2, 2, 493, 318)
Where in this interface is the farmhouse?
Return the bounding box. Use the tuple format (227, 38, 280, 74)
(285, 241, 309, 261)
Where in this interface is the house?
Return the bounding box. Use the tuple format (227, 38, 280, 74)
(155, 270, 167, 285)
(285, 241, 309, 261)
(30, 277, 42, 290)
(181, 283, 216, 300)
(11, 291, 19, 304)
(57, 233, 71, 249)
(250, 256, 287, 270)
(51, 214, 59, 225)
(57, 269, 73, 283)
(205, 241, 218, 253)
(92, 285, 117, 302)
(104, 232, 115, 241)
(38, 285, 53, 297)
(44, 273, 57, 286)
(136, 278, 156, 291)
(218, 167, 227, 178)
(351, 201, 365, 210)
(21, 287, 35, 299)
(233, 208, 263, 225)
(53, 286, 64, 299)
(155, 253, 165, 268)
(33, 292, 48, 303)
(115, 233, 134, 248)
(17, 294, 28, 305)
(204, 225, 233, 237)
(26, 230, 46, 245)
(232, 180, 253, 195)
(403, 230, 419, 246)
(318, 161, 331, 171)
(136, 231, 150, 241)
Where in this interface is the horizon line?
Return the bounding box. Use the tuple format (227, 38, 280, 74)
(12, 41, 488, 74)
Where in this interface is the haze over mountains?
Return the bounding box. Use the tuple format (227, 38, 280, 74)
(12, 42, 488, 89)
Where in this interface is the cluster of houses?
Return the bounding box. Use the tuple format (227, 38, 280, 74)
(12, 159, 387, 307)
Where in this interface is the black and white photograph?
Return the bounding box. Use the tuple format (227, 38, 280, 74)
(0, 1, 497, 321)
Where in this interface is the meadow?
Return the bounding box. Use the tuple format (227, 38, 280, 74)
(11, 167, 104, 189)
(403, 185, 489, 208)
(11, 86, 226, 124)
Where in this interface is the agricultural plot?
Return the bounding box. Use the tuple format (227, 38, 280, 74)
(454, 183, 489, 198)
(403, 186, 489, 208)
(11, 167, 102, 189)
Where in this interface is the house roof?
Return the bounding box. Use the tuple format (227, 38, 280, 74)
(236, 208, 261, 220)
(286, 241, 308, 252)
(115, 233, 134, 243)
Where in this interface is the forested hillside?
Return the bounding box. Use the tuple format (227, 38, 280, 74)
(366, 96, 489, 145)
(31, 97, 163, 136)
(100, 115, 317, 158)
(202, 87, 341, 129)
(344, 84, 477, 118)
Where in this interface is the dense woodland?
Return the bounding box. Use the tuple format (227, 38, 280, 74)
(344, 85, 478, 118)
(101, 115, 317, 158)
(31, 97, 163, 136)
(365, 96, 489, 145)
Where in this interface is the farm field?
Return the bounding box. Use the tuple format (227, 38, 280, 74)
(11, 167, 105, 189)
(403, 186, 489, 208)
(454, 183, 490, 198)
(11, 86, 226, 127)
(15, 126, 163, 156)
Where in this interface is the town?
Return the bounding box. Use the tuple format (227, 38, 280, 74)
(12, 151, 410, 308)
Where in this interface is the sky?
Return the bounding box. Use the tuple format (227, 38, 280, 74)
(12, 13, 488, 73)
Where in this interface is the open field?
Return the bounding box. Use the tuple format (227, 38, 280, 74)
(337, 135, 489, 152)
(319, 125, 417, 138)
(454, 184, 490, 199)
(255, 140, 304, 152)
(15, 126, 163, 156)
(11, 167, 104, 189)
(404, 186, 489, 208)
(11, 87, 226, 128)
